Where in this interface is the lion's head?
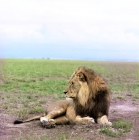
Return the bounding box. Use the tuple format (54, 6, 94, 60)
(64, 67, 110, 106)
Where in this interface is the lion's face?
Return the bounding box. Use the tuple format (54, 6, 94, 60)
(64, 76, 81, 99)
(64, 72, 90, 106)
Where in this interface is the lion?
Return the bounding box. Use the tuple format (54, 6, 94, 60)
(14, 66, 112, 128)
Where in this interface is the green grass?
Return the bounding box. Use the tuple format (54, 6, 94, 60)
(99, 128, 123, 137)
(18, 109, 29, 119)
(113, 119, 133, 132)
(1, 59, 95, 94)
(18, 134, 85, 140)
(1, 59, 138, 94)
(100, 119, 133, 137)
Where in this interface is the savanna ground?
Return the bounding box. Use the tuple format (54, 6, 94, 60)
(0, 59, 139, 140)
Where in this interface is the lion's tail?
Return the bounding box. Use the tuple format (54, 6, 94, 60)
(14, 113, 46, 124)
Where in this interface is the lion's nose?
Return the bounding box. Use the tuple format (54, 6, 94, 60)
(63, 90, 68, 94)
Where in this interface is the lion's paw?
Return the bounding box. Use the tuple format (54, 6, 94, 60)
(100, 121, 112, 127)
(40, 117, 48, 122)
(106, 121, 112, 127)
(84, 116, 95, 123)
(40, 117, 55, 129)
(100, 115, 112, 127)
(42, 119, 55, 129)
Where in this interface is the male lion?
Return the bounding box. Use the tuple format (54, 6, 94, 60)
(14, 66, 112, 128)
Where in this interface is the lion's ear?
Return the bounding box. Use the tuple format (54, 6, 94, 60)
(77, 72, 86, 82)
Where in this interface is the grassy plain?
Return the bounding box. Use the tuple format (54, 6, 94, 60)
(1, 59, 138, 95)
(0, 59, 139, 140)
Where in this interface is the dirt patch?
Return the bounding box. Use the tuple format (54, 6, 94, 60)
(1, 96, 139, 140)
(110, 96, 139, 140)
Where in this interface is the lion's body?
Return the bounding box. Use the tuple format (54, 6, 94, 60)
(14, 66, 112, 128)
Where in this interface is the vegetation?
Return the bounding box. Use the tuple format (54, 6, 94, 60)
(18, 134, 85, 140)
(1, 59, 138, 95)
(100, 119, 133, 137)
(113, 119, 133, 132)
(99, 127, 123, 137)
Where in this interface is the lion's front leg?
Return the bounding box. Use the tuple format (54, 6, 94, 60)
(75, 115, 95, 123)
(97, 115, 112, 126)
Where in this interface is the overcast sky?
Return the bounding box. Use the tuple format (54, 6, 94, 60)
(0, 0, 139, 61)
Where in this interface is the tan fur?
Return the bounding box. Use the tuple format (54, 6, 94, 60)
(14, 66, 112, 127)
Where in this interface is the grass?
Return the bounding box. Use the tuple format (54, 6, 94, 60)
(113, 119, 133, 132)
(99, 128, 123, 137)
(100, 119, 133, 137)
(18, 109, 29, 119)
(1, 59, 138, 94)
(18, 134, 85, 140)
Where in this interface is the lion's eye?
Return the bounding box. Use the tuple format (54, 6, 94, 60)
(71, 82, 74, 85)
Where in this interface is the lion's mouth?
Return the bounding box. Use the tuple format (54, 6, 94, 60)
(66, 95, 75, 99)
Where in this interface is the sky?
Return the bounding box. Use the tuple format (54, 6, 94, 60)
(0, 0, 139, 61)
